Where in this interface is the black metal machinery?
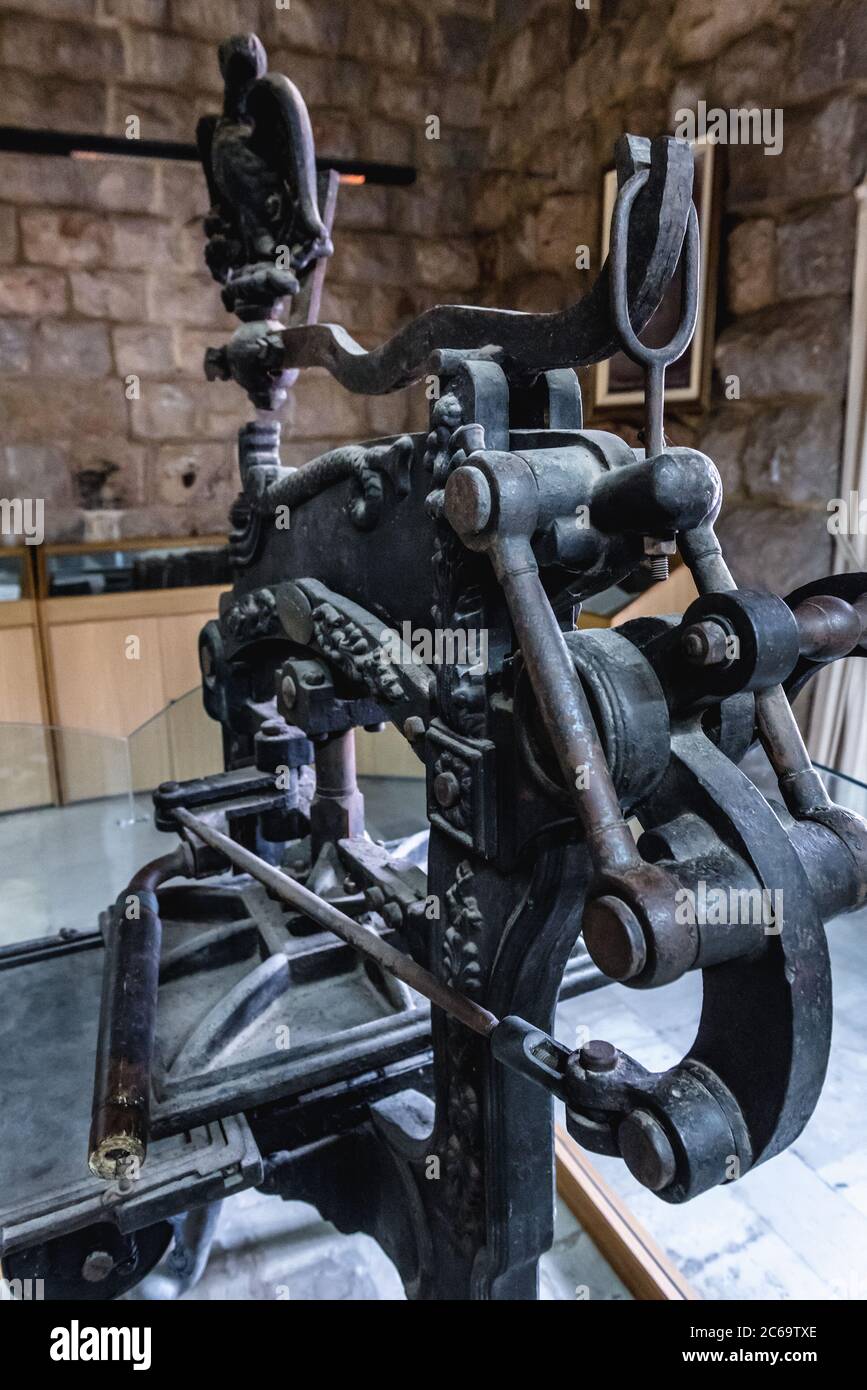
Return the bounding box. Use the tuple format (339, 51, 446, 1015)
(4, 31, 867, 1302)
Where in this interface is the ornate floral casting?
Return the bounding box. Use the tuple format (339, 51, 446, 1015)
(223, 587, 279, 642)
(310, 601, 404, 703)
(440, 860, 486, 1257)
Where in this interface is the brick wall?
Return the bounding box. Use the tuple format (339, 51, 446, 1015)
(479, 0, 867, 593)
(0, 0, 492, 540)
(1, 0, 865, 581)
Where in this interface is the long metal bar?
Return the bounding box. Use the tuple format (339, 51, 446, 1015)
(679, 526, 832, 816)
(174, 808, 499, 1038)
(492, 548, 640, 879)
(0, 125, 417, 183)
(88, 845, 190, 1180)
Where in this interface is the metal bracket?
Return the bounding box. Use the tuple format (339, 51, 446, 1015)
(426, 720, 498, 859)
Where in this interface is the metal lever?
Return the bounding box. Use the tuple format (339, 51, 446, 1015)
(610, 163, 700, 580)
(175, 818, 593, 1109)
(174, 807, 498, 1038)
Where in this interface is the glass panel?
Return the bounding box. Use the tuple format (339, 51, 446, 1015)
(0, 723, 150, 943)
(0, 551, 25, 602)
(815, 762, 867, 818)
(53, 725, 136, 811)
(0, 721, 55, 815)
(0, 689, 224, 945)
(45, 544, 229, 596)
(128, 686, 224, 789)
(0, 723, 143, 820)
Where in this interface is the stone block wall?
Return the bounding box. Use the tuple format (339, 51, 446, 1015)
(0, 0, 864, 581)
(480, 0, 866, 593)
(0, 0, 493, 540)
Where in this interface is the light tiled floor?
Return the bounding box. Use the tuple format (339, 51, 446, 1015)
(3, 772, 865, 1300)
(555, 909, 867, 1301)
(124, 1182, 629, 1302)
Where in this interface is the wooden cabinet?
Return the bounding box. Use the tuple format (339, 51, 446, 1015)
(356, 724, 424, 780)
(0, 592, 55, 813)
(43, 586, 226, 802)
(0, 533, 424, 812)
(0, 541, 228, 810)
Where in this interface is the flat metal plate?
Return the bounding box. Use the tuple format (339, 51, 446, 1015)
(0, 877, 599, 1254)
(0, 941, 263, 1253)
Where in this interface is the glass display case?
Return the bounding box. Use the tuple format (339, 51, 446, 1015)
(40, 537, 230, 598)
(0, 688, 223, 944)
(0, 548, 28, 603)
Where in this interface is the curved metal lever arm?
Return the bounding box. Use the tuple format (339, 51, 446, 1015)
(274, 136, 695, 395)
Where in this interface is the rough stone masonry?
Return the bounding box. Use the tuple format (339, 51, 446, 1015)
(0, 0, 864, 598)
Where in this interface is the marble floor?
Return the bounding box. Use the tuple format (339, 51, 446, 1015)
(555, 915, 867, 1301)
(2, 772, 865, 1301)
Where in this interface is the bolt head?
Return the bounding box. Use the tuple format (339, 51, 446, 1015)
(281, 674, 297, 709)
(579, 1039, 618, 1073)
(643, 536, 677, 556)
(681, 619, 730, 666)
(582, 896, 647, 981)
(275, 583, 313, 644)
(618, 1110, 677, 1192)
(444, 465, 492, 536)
(404, 715, 425, 742)
(433, 769, 461, 809)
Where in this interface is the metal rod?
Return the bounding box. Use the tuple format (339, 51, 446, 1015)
(755, 685, 831, 815)
(492, 550, 641, 879)
(679, 523, 832, 817)
(88, 846, 189, 1181)
(174, 808, 499, 1038)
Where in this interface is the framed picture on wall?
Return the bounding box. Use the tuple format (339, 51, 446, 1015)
(593, 140, 719, 412)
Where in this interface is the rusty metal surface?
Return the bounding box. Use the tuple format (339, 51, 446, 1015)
(88, 847, 191, 1182)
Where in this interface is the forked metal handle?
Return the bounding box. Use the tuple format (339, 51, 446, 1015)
(610, 165, 700, 371)
(610, 166, 701, 464)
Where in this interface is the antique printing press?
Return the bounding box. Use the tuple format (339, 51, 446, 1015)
(4, 33, 867, 1302)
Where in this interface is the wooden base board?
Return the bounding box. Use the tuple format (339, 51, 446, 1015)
(555, 1125, 699, 1301)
